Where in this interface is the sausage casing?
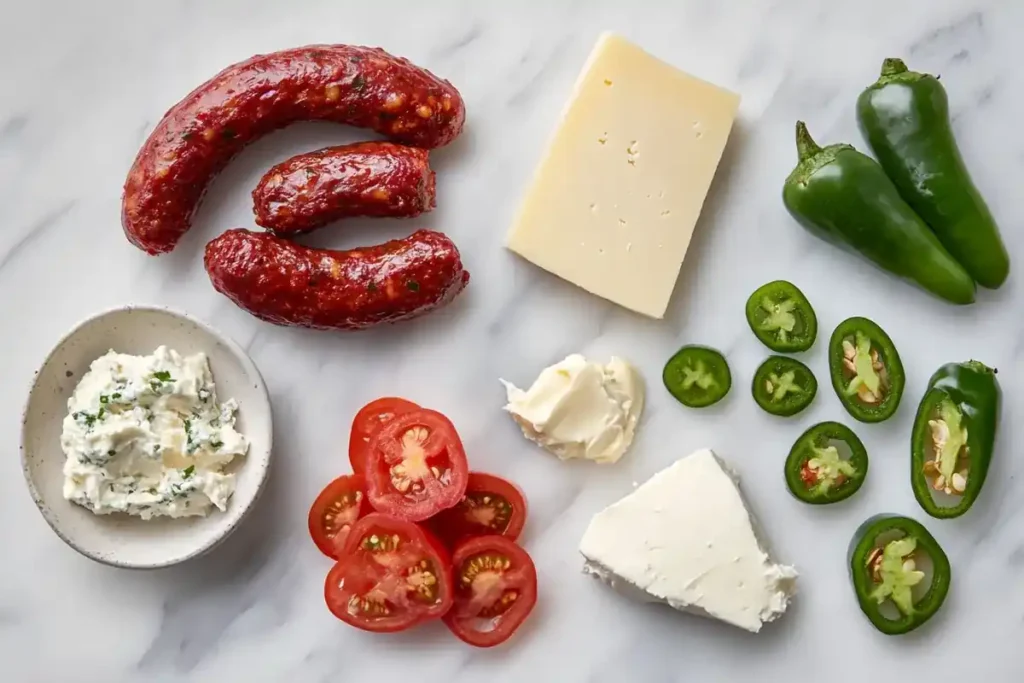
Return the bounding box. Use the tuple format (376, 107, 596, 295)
(253, 142, 435, 235)
(203, 228, 469, 330)
(123, 45, 464, 254)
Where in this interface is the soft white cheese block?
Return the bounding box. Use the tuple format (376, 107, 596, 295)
(579, 448, 797, 632)
(506, 32, 740, 318)
(500, 354, 644, 464)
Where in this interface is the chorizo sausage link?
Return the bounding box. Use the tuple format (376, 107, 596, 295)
(123, 44, 465, 254)
(253, 142, 435, 235)
(203, 228, 469, 330)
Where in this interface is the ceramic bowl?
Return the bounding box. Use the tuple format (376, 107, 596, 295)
(20, 305, 273, 569)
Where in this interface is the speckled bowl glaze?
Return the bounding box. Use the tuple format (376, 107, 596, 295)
(20, 305, 273, 569)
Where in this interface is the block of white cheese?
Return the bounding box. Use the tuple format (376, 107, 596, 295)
(506, 32, 740, 318)
(579, 448, 797, 632)
(500, 354, 644, 464)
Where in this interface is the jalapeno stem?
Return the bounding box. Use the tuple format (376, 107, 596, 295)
(880, 57, 909, 77)
(794, 121, 822, 162)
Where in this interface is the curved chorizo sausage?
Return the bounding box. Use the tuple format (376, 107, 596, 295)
(123, 45, 464, 254)
(203, 228, 469, 330)
(253, 142, 435, 235)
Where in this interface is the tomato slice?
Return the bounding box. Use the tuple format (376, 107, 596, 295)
(348, 397, 420, 474)
(429, 472, 528, 547)
(308, 474, 368, 560)
(365, 409, 469, 522)
(443, 535, 538, 648)
(324, 513, 454, 633)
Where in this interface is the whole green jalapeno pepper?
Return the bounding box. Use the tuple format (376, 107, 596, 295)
(782, 121, 975, 305)
(858, 59, 1009, 289)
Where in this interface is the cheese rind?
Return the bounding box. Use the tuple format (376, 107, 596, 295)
(579, 448, 797, 632)
(506, 32, 740, 318)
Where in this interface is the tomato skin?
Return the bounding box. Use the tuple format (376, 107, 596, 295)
(443, 535, 538, 648)
(365, 409, 469, 522)
(324, 513, 454, 633)
(308, 474, 368, 560)
(429, 472, 528, 548)
(348, 397, 420, 474)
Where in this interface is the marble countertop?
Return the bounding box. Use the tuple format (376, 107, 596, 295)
(3, 0, 1023, 680)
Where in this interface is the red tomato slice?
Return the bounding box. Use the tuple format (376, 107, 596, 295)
(324, 513, 454, 633)
(443, 535, 538, 648)
(429, 472, 528, 547)
(308, 474, 368, 560)
(348, 397, 420, 475)
(365, 409, 469, 522)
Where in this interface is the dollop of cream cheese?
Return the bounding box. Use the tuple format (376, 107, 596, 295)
(500, 354, 644, 464)
(60, 346, 250, 520)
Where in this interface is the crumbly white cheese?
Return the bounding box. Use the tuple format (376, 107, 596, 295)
(60, 346, 249, 520)
(579, 448, 797, 632)
(500, 354, 644, 464)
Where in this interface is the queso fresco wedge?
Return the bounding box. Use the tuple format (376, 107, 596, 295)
(579, 449, 797, 633)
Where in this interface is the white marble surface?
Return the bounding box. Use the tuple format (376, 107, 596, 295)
(3, 0, 1023, 680)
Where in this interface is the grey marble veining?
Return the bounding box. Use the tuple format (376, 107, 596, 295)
(2, 0, 1023, 680)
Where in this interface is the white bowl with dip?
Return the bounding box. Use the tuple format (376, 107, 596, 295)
(20, 305, 273, 569)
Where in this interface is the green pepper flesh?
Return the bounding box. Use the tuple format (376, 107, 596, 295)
(911, 360, 1000, 519)
(848, 514, 951, 635)
(785, 421, 868, 504)
(828, 317, 905, 423)
(663, 346, 731, 408)
(751, 356, 817, 417)
(744, 280, 817, 352)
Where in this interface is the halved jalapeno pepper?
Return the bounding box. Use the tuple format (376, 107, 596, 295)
(848, 514, 951, 635)
(785, 421, 868, 504)
(663, 346, 731, 408)
(744, 280, 817, 352)
(828, 317, 905, 423)
(911, 360, 1000, 519)
(751, 356, 817, 416)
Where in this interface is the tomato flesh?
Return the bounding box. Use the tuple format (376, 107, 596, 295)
(348, 397, 420, 475)
(365, 409, 469, 522)
(324, 513, 453, 633)
(443, 535, 537, 648)
(430, 472, 527, 547)
(308, 474, 368, 560)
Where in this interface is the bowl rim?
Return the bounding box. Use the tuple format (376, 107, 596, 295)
(19, 303, 273, 570)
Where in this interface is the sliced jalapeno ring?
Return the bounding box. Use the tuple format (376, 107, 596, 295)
(828, 316, 905, 423)
(751, 356, 817, 417)
(911, 360, 1000, 519)
(663, 345, 731, 408)
(848, 514, 950, 635)
(744, 280, 817, 352)
(785, 421, 868, 504)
